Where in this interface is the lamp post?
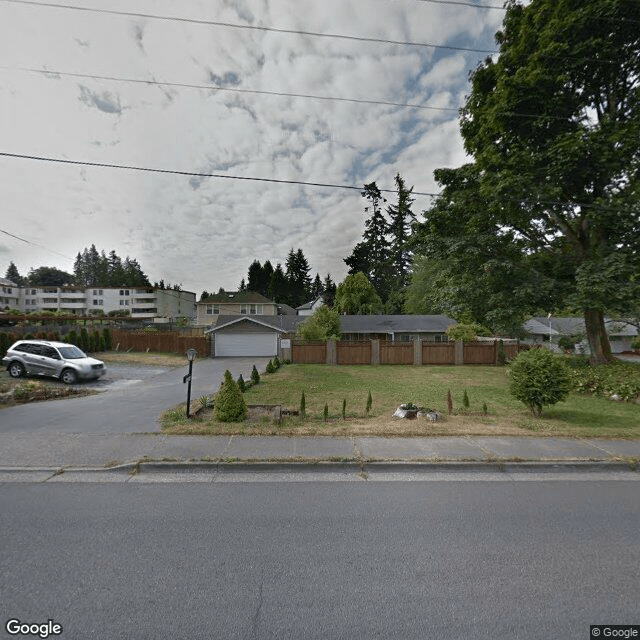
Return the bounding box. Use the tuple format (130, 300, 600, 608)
(547, 313, 553, 344)
(184, 348, 198, 418)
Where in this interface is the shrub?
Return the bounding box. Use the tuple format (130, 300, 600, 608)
(447, 389, 453, 415)
(273, 356, 281, 369)
(342, 399, 346, 420)
(215, 370, 247, 422)
(266, 360, 275, 374)
(462, 390, 470, 409)
(446, 322, 492, 342)
(251, 365, 260, 385)
(323, 403, 329, 422)
(508, 348, 571, 417)
(103, 328, 112, 351)
(300, 391, 306, 418)
(366, 390, 372, 414)
(237, 374, 246, 393)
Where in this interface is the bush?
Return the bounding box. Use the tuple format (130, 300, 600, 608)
(273, 356, 281, 369)
(462, 390, 470, 409)
(446, 322, 492, 342)
(215, 370, 247, 422)
(251, 365, 260, 385)
(300, 391, 306, 418)
(508, 348, 571, 417)
(566, 360, 640, 401)
(266, 360, 275, 374)
(237, 374, 246, 393)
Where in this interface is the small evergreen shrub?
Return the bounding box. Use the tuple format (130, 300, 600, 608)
(447, 389, 453, 415)
(215, 370, 247, 422)
(482, 402, 488, 415)
(266, 360, 275, 374)
(300, 391, 306, 418)
(103, 328, 112, 351)
(273, 356, 281, 369)
(251, 365, 260, 385)
(462, 390, 470, 409)
(323, 403, 329, 422)
(508, 348, 571, 417)
(237, 374, 246, 393)
(366, 391, 372, 414)
(342, 399, 346, 420)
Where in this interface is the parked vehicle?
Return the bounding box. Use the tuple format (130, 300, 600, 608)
(2, 340, 106, 384)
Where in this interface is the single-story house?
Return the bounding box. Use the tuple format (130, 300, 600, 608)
(205, 314, 456, 357)
(523, 316, 638, 354)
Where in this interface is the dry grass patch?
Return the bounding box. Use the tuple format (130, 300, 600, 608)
(99, 351, 186, 367)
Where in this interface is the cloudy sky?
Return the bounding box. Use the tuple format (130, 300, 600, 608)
(0, 0, 504, 294)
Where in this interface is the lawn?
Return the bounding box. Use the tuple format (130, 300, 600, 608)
(161, 363, 640, 439)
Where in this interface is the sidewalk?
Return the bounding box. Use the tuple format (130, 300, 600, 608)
(1, 431, 639, 474)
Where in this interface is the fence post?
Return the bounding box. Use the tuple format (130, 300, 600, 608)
(370, 339, 380, 365)
(413, 339, 422, 365)
(326, 339, 337, 366)
(455, 340, 464, 365)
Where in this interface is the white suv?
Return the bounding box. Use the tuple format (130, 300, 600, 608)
(2, 340, 106, 384)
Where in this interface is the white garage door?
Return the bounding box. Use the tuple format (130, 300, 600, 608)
(215, 332, 278, 357)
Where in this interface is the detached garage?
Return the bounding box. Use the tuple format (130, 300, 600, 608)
(206, 317, 284, 357)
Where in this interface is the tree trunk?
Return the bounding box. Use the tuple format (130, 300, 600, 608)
(584, 308, 613, 365)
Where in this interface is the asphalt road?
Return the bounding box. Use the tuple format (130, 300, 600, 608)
(0, 357, 270, 435)
(1, 480, 638, 640)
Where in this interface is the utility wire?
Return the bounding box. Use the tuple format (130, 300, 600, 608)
(0, 228, 75, 261)
(416, 0, 505, 9)
(3, 66, 460, 113)
(0, 152, 442, 197)
(3, 66, 583, 121)
(2, 0, 499, 54)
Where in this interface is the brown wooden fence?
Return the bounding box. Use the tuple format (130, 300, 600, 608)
(380, 340, 414, 365)
(111, 329, 209, 355)
(337, 340, 371, 365)
(463, 342, 497, 364)
(291, 340, 327, 364)
(422, 343, 456, 364)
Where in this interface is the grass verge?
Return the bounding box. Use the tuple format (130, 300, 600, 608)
(161, 364, 640, 438)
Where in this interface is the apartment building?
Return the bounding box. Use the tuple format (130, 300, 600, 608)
(3, 282, 196, 321)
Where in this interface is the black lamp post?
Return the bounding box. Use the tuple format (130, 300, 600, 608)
(184, 348, 198, 418)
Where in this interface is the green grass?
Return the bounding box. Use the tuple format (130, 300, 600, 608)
(161, 363, 640, 438)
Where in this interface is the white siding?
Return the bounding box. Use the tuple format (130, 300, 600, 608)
(215, 333, 278, 357)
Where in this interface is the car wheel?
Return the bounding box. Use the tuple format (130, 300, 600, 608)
(60, 369, 77, 385)
(8, 362, 25, 378)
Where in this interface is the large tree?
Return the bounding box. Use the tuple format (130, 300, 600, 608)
(334, 272, 383, 315)
(386, 173, 416, 290)
(344, 182, 392, 301)
(5, 261, 25, 286)
(422, 0, 640, 363)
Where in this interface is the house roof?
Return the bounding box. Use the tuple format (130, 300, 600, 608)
(205, 313, 455, 335)
(0, 278, 17, 287)
(198, 290, 275, 305)
(526, 317, 638, 337)
(340, 314, 455, 334)
(296, 297, 323, 311)
(205, 316, 290, 334)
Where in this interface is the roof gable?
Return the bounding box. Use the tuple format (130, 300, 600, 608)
(205, 316, 287, 334)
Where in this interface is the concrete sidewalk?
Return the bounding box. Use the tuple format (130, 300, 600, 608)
(1, 431, 639, 472)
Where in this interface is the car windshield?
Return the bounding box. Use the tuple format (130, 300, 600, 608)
(58, 346, 87, 359)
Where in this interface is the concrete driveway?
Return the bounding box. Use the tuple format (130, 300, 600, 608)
(0, 357, 271, 436)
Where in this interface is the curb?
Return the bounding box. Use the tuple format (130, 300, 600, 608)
(3, 459, 637, 476)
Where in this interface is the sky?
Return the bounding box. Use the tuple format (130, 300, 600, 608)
(0, 0, 504, 294)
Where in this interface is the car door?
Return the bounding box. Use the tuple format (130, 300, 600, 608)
(21, 344, 45, 375)
(39, 345, 63, 378)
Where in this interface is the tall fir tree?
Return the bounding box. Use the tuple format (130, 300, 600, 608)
(386, 173, 416, 290)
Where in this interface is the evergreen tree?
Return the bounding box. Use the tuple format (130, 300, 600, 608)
(310, 273, 324, 300)
(386, 173, 416, 290)
(5, 261, 24, 286)
(323, 274, 337, 307)
(268, 263, 289, 303)
(344, 182, 392, 301)
(215, 370, 247, 422)
(285, 248, 311, 307)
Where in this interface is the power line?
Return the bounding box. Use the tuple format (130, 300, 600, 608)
(0, 152, 442, 197)
(3, 66, 583, 121)
(2, 0, 499, 54)
(3, 66, 460, 113)
(417, 0, 505, 9)
(0, 228, 75, 261)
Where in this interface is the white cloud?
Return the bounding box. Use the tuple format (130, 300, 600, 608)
(0, 0, 503, 291)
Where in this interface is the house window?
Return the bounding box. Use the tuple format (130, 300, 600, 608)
(119, 300, 129, 306)
(434, 334, 449, 343)
(119, 290, 130, 296)
(93, 299, 104, 306)
(241, 304, 262, 314)
(206, 304, 220, 315)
